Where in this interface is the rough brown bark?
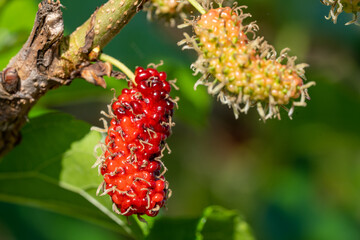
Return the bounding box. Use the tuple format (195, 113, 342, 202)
(0, 0, 144, 158)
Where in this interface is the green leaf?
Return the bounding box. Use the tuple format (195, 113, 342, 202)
(196, 206, 255, 240)
(145, 206, 255, 240)
(0, 113, 144, 239)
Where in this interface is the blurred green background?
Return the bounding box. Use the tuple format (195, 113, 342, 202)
(0, 0, 360, 239)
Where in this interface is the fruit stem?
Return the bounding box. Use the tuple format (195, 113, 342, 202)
(187, 0, 206, 15)
(99, 53, 136, 86)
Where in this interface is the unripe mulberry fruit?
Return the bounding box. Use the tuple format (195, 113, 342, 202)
(321, 0, 360, 25)
(93, 66, 176, 217)
(179, 5, 315, 120)
(144, 0, 193, 27)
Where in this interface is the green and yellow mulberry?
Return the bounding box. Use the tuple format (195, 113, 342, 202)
(144, 0, 193, 26)
(179, 6, 315, 120)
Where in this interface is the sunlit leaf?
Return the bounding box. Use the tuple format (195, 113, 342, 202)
(0, 113, 144, 239)
(196, 206, 255, 240)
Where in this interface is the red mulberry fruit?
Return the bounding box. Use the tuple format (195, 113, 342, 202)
(94, 66, 176, 217)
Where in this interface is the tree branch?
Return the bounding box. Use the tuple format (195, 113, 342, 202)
(52, 0, 144, 78)
(0, 0, 144, 158)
